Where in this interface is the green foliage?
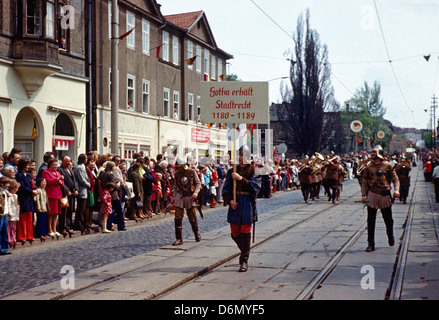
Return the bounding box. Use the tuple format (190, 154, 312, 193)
(342, 81, 392, 148)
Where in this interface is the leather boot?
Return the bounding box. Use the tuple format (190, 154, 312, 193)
(190, 220, 201, 242)
(172, 219, 183, 246)
(239, 233, 251, 272)
(231, 234, 242, 251)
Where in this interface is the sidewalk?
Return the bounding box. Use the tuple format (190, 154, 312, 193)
(397, 169, 439, 300)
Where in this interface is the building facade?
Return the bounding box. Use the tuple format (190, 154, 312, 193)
(0, 0, 88, 165)
(90, 0, 233, 162)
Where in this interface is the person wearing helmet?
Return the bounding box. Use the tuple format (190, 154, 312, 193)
(172, 157, 201, 246)
(361, 146, 400, 252)
(222, 145, 261, 272)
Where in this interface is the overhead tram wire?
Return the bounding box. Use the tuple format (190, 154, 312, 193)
(373, 0, 417, 127)
(249, 0, 296, 43)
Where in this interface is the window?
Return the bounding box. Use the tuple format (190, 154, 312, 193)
(127, 74, 135, 111)
(26, 0, 42, 36)
(57, 4, 70, 51)
(173, 91, 180, 120)
(46, 1, 55, 38)
(196, 45, 201, 73)
(204, 49, 210, 80)
(197, 96, 201, 123)
(108, 0, 112, 39)
(109, 68, 112, 106)
(142, 80, 150, 114)
(218, 59, 223, 81)
(188, 93, 194, 121)
(163, 88, 170, 117)
(162, 31, 169, 61)
(187, 40, 194, 70)
(172, 35, 179, 65)
(142, 19, 150, 55)
(211, 55, 216, 80)
(126, 11, 135, 50)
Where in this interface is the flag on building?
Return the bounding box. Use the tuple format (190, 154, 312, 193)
(32, 116, 37, 138)
(119, 27, 135, 40)
(186, 55, 197, 65)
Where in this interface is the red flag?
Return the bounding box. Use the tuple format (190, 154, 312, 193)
(119, 27, 135, 40)
(156, 44, 163, 58)
(356, 133, 362, 145)
(245, 124, 256, 137)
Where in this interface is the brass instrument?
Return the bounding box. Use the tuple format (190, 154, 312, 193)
(298, 158, 309, 173)
(311, 153, 325, 176)
(357, 160, 371, 175)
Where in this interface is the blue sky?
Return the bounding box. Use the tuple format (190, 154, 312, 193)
(160, 0, 439, 130)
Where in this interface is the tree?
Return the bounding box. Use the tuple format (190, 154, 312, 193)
(343, 81, 391, 149)
(277, 9, 339, 156)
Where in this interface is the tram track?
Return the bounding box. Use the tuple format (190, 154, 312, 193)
(151, 186, 369, 301)
(43, 174, 418, 301)
(54, 183, 362, 300)
(153, 175, 418, 301)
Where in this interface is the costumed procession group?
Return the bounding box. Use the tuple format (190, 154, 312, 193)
(0, 144, 416, 273)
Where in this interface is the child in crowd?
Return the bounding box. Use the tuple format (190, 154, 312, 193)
(7, 179, 20, 248)
(100, 183, 114, 233)
(154, 172, 163, 214)
(0, 176, 11, 255)
(34, 177, 48, 241)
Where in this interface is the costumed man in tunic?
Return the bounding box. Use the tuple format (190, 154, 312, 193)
(394, 158, 411, 204)
(361, 146, 400, 252)
(322, 156, 340, 204)
(298, 159, 312, 203)
(172, 157, 201, 246)
(222, 146, 261, 272)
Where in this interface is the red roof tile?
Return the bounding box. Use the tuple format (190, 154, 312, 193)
(165, 11, 203, 30)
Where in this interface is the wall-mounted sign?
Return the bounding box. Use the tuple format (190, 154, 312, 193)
(350, 120, 363, 133)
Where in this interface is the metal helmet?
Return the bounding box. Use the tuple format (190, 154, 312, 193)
(372, 145, 384, 160)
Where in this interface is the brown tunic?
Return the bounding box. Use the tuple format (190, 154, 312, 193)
(361, 161, 400, 209)
(174, 168, 201, 209)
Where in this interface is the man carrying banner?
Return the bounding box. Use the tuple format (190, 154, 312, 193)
(222, 146, 261, 272)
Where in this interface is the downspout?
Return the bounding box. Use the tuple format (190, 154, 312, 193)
(157, 21, 167, 155)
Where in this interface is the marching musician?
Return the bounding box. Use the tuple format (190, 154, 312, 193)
(394, 158, 411, 204)
(322, 156, 340, 204)
(222, 146, 261, 272)
(361, 146, 400, 252)
(298, 159, 313, 203)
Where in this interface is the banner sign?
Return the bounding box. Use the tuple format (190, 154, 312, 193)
(200, 81, 269, 124)
(191, 128, 211, 143)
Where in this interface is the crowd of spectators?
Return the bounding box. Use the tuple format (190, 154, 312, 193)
(0, 146, 377, 255)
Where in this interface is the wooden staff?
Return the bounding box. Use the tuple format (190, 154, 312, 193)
(233, 123, 237, 202)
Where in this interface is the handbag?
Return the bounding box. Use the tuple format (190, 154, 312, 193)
(135, 200, 144, 210)
(59, 196, 69, 208)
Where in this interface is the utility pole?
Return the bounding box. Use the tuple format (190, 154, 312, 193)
(111, 0, 119, 154)
(432, 95, 438, 152)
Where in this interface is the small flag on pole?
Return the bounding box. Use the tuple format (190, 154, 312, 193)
(186, 55, 198, 65)
(32, 116, 37, 138)
(155, 44, 163, 58)
(119, 27, 135, 40)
